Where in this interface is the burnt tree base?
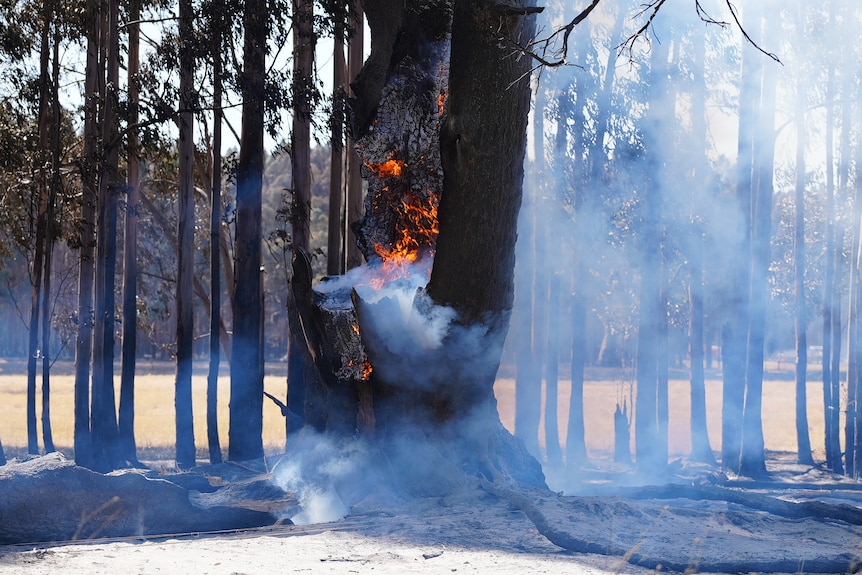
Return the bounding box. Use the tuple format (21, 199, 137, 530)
(290, 250, 545, 497)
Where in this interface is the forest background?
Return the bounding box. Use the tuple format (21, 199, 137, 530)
(0, 0, 858, 485)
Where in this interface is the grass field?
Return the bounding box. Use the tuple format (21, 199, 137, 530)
(0, 357, 837, 463)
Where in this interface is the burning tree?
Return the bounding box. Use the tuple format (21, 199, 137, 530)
(291, 0, 545, 493)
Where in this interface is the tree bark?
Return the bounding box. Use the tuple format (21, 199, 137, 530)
(635, 23, 670, 475)
(423, 0, 539, 474)
(175, 0, 196, 470)
(328, 9, 346, 276)
(207, 0, 225, 465)
(739, 6, 777, 479)
(27, 0, 53, 455)
(723, 2, 760, 474)
(90, 0, 121, 472)
(118, 0, 140, 466)
(792, 21, 813, 464)
(73, 0, 101, 468)
(345, 2, 365, 271)
(229, 0, 266, 461)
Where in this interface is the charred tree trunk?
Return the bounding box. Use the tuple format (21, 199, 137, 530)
(175, 0, 196, 470)
(28, 0, 53, 455)
(42, 19, 63, 456)
(688, 21, 715, 465)
(544, 273, 562, 468)
(345, 2, 365, 271)
(792, 30, 813, 465)
(286, 0, 316, 446)
(635, 24, 670, 476)
(739, 8, 777, 479)
(90, 0, 121, 472)
(295, 0, 545, 492)
(229, 0, 266, 462)
(723, 1, 760, 474)
(73, 0, 101, 468)
(207, 1, 225, 465)
(328, 8, 347, 276)
(118, 0, 140, 466)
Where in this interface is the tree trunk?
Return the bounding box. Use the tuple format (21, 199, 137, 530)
(544, 273, 562, 468)
(723, 2, 761, 475)
(328, 10, 347, 276)
(73, 0, 101, 468)
(41, 17, 62, 455)
(635, 24, 670, 475)
(739, 6, 777, 479)
(175, 0, 196, 470)
(118, 0, 140, 466)
(312, 0, 546, 491)
(90, 0, 121, 472)
(688, 18, 715, 465)
(852, 76, 862, 477)
(345, 2, 365, 271)
(286, 0, 316, 447)
(424, 0, 539, 475)
(229, 0, 266, 461)
(792, 24, 813, 464)
(821, 8, 839, 474)
(207, 1, 225, 465)
(28, 0, 53, 455)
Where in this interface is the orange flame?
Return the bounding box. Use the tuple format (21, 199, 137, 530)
(365, 157, 406, 179)
(371, 191, 439, 287)
(437, 91, 446, 117)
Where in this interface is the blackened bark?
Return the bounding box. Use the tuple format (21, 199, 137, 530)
(544, 273, 562, 467)
(739, 7, 776, 479)
(425, 0, 538, 462)
(229, 0, 266, 461)
(328, 10, 346, 277)
(91, 0, 121, 472)
(688, 19, 714, 466)
(73, 0, 100, 468)
(345, 2, 365, 271)
(118, 0, 140, 466)
(27, 0, 53, 455)
(175, 0, 196, 470)
(287, 0, 315, 445)
(723, 1, 759, 473)
(207, 1, 224, 465)
(792, 38, 813, 465)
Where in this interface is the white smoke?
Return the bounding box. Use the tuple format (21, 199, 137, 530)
(272, 429, 380, 525)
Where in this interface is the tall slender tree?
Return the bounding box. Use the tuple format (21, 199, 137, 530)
(328, 5, 347, 276)
(206, 0, 225, 465)
(635, 24, 671, 475)
(791, 5, 813, 465)
(230, 0, 267, 461)
(687, 17, 715, 465)
(27, 0, 54, 455)
(73, 0, 101, 468)
(118, 0, 141, 466)
(175, 0, 196, 469)
(90, 0, 121, 471)
(345, 1, 365, 271)
(739, 4, 777, 478)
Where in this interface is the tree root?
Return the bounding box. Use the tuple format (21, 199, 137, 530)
(481, 480, 861, 574)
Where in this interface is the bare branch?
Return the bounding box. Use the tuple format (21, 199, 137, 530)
(724, 0, 781, 63)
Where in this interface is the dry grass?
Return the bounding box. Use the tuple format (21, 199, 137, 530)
(0, 358, 836, 462)
(0, 358, 289, 460)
